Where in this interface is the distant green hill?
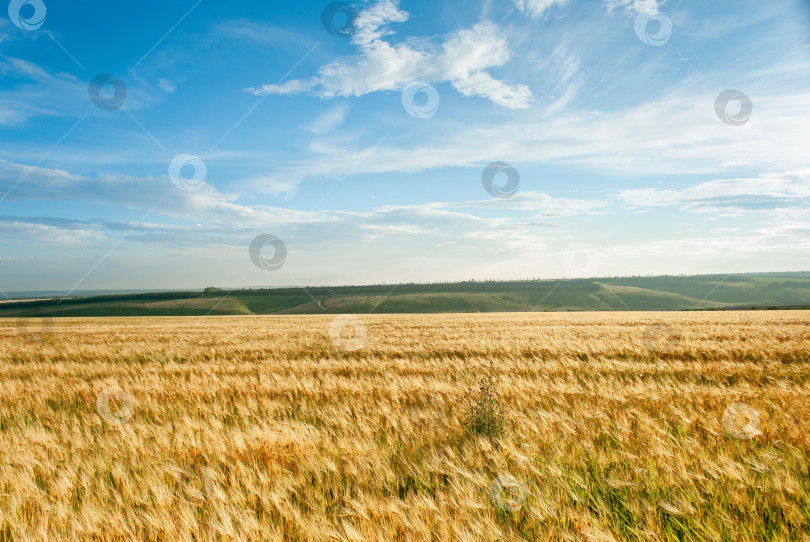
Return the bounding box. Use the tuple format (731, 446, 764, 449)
(2, 272, 810, 317)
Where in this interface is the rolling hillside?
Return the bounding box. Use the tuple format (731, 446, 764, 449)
(2, 272, 810, 318)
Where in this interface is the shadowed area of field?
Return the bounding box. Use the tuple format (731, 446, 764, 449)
(0, 312, 808, 540)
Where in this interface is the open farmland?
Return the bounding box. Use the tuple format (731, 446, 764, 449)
(0, 312, 809, 541)
(4, 273, 810, 317)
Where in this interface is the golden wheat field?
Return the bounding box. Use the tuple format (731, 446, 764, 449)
(0, 311, 808, 541)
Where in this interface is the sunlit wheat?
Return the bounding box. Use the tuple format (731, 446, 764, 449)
(0, 311, 808, 540)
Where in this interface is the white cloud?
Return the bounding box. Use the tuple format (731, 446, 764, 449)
(4, 157, 810, 289)
(249, 0, 532, 109)
(304, 103, 350, 135)
(515, 0, 662, 18)
(451, 71, 532, 109)
(450, 191, 608, 217)
(215, 19, 315, 51)
(236, 175, 301, 197)
(352, 0, 409, 45)
(603, 0, 663, 15)
(0, 160, 600, 232)
(618, 171, 810, 213)
(235, 83, 810, 193)
(513, 0, 570, 18)
(158, 79, 175, 93)
(0, 56, 171, 125)
(0, 219, 105, 246)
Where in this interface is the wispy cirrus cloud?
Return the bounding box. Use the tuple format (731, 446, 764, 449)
(603, 0, 664, 15)
(513, 0, 570, 18)
(214, 18, 315, 51)
(448, 192, 608, 217)
(516, 0, 663, 18)
(304, 103, 350, 135)
(231, 81, 810, 193)
(0, 217, 106, 246)
(3, 0, 810, 291)
(618, 171, 810, 214)
(0, 55, 172, 125)
(0, 159, 604, 228)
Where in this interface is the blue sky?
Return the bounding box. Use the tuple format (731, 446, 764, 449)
(0, 0, 809, 292)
